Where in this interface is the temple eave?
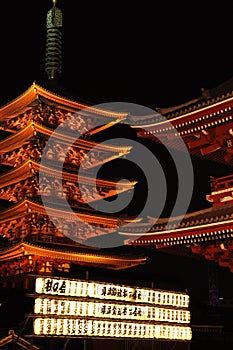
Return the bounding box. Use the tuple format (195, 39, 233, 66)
(123, 219, 233, 247)
(0, 199, 120, 226)
(0, 83, 128, 121)
(0, 159, 136, 191)
(0, 242, 147, 272)
(0, 121, 132, 155)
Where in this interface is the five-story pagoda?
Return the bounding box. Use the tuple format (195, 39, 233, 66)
(0, 1, 147, 282)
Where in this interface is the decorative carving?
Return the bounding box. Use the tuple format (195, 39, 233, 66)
(46, 7, 62, 29)
(0, 104, 102, 135)
(0, 210, 117, 242)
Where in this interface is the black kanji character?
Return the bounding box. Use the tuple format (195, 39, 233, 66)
(101, 287, 106, 296)
(59, 281, 66, 293)
(52, 282, 59, 292)
(45, 279, 53, 292)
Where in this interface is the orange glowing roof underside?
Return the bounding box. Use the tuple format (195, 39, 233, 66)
(0, 159, 136, 190)
(0, 242, 147, 270)
(0, 122, 132, 154)
(0, 83, 129, 121)
(0, 199, 121, 226)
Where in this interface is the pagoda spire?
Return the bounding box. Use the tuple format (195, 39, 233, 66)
(45, 0, 63, 81)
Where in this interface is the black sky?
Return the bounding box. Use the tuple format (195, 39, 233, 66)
(1, 0, 233, 108)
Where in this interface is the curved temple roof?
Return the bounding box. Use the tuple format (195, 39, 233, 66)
(0, 159, 136, 191)
(120, 203, 233, 247)
(0, 83, 129, 121)
(128, 81, 233, 167)
(0, 241, 147, 270)
(0, 199, 122, 227)
(0, 121, 132, 154)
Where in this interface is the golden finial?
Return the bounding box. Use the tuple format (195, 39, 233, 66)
(52, 0, 57, 5)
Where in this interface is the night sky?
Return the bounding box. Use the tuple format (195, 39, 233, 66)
(1, 0, 233, 108)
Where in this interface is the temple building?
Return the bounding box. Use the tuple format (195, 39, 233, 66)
(124, 76, 233, 273)
(1, 1, 233, 349)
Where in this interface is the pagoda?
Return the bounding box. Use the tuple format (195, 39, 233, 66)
(0, 1, 147, 282)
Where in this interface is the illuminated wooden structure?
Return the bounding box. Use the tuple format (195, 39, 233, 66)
(0, 82, 147, 276)
(122, 177, 233, 272)
(130, 79, 233, 165)
(125, 78, 233, 273)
